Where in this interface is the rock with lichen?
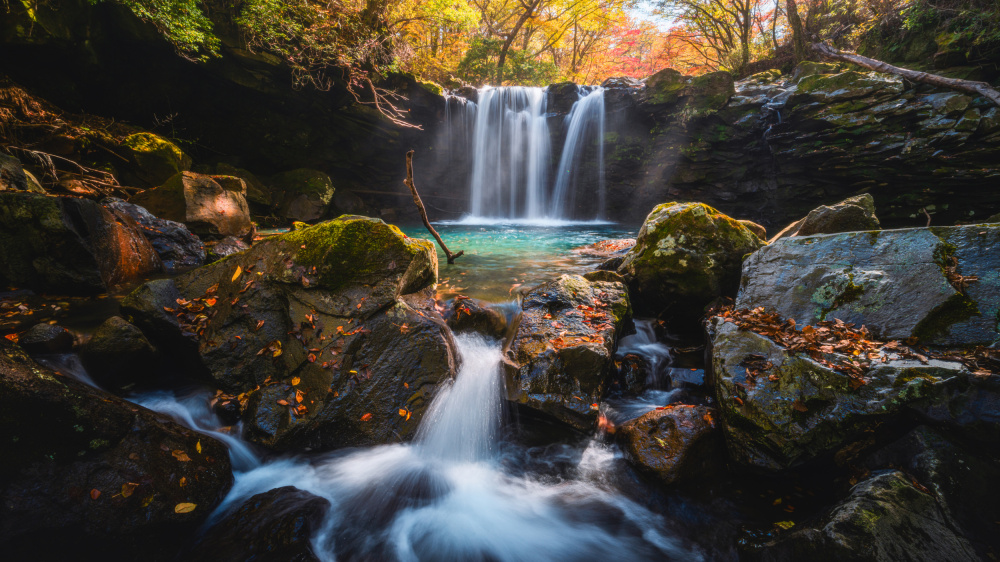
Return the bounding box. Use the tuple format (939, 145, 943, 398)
(503, 274, 630, 431)
(129, 172, 253, 240)
(737, 225, 1000, 346)
(122, 215, 456, 451)
(770, 194, 880, 242)
(617, 404, 723, 485)
(266, 169, 335, 222)
(122, 132, 192, 187)
(617, 202, 764, 328)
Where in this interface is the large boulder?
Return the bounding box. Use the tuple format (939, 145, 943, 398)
(760, 471, 978, 562)
(122, 216, 456, 451)
(770, 194, 880, 242)
(129, 172, 253, 241)
(266, 169, 335, 222)
(17, 322, 74, 354)
(79, 316, 155, 390)
(0, 192, 161, 294)
(738, 225, 1000, 346)
(0, 339, 233, 560)
(190, 487, 328, 562)
(708, 317, 971, 470)
(641, 70, 734, 118)
(103, 197, 205, 272)
(443, 297, 509, 340)
(504, 273, 630, 430)
(121, 132, 192, 187)
(617, 404, 722, 485)
(617, 202, 764, 327)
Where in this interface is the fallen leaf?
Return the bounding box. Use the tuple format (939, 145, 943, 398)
(179, 477, 187, 487)
(196, 440, 202, 454)
(90, 489, 101, 500)
(360, 412, 372, 422)
(398, 408, 408, 417)
(277, 399, 289, 406)
(232, 266, 242, 282)
(172, 450, 192, 462)
(174, 502, 197, 514)
(291, 377, 301, 386)
(121, 482, 138, 498)
(255, 320, 265, 331)
(141, 494, 155, 507)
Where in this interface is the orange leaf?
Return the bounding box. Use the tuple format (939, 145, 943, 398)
(90, 489, 101, 500)
(172, 450, 191, 462)
(255, 320, 265, 331)
(204, 298, 217, 307)
(121, 482, 138, 498)
(291, 377, 301, 386)
(398, 408, 408, 417)
(360, 412, 372, 422)
(276, 399, 289, 406)
(231, 266, 242, 282)
(174, 502, 197, 514)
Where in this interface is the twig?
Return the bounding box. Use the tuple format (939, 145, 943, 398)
(921, 207, 932, 227)
(403, 150, 463, 265)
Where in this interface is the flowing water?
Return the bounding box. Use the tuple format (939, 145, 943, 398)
(449, 85, 607, 222)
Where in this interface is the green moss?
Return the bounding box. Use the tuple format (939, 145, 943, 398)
(645, 68, 687, 105)
(911, 293, 981, 342)
(123, 132, 186, 162)
(419, 81, 444, 96)
(268, 169, 334, 202)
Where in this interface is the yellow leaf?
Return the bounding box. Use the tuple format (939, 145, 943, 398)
(141, 494, 155, 507)
(121, 482, 138, 498)
(291, 377, 301, 386)
(174, 502, 197, 514)
(272, 340, 282, 358)
(196, 440, 202, 454)
(232, 266, 242, 282)
(179, 477, 187, 487)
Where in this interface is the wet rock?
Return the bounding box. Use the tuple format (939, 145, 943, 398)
(708, 317, 970, 470)
(759, 471, 978, 562)
(771, 194, 880, 242)
(0, 339, 232, 561)
(614, 352, 652, 394)
(103, 197, 205, 272)
(504, 274, 631, 430)
(790, 71, 904, 105)
(121, 132, 192, 187)
(129, 171, 254, 241)
(617, 202, 764, 329)
(0, 192, 161, 294)
(204, 236, 250, 262)
(123, 216, 455, 451)
(18, 323, 74, 354)
(617, 404, 722, 485)
(444, 297, 507, 339)
(216, 163, 270, 207)
(454, 86, 478, 104)
(79, 316, 155, 389)
(642, 68, 687, 106)
(191, 487, 329, 562)
(548, 82, 581, 115)
(737, 224, 1000, 346)
(602, 76, 643, 113)
(266, 169, 335, 222)
(0, 153, 32, 192)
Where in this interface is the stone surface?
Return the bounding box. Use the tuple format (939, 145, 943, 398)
(0, 339, 232, 560)
(617, 202, 764, 327)
(760, 471, 978, 562)
(266, 169, 335, 222)
(79, 316, 155, 389)
(0, 153, 32, 192)
(617, 404, 721, 485)
(443, 297, 509, 340)
(17, 323, 74, 354)
(103, 197, 205, 272)
(190, 487, 328, 562)
(204, 236, 250, 262)
(737, 225, 1000, 346)
(122, 216, 455, 451)
(709, 318, 970, 470)
(0, 192, 161, 294)
(504, 274, 630, 430)
(771, 194, 880, 241)
(129, 171, 253, 240)
(216, 163, 270, 207)
(121, 132, 192, 187)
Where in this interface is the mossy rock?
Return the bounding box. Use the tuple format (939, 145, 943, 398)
(744, 69, 782, 85)
(122, 132, 192, 187)
(617, 202, 764, 329)
(266, 169, 335, 222)
(418, 80, 444, 96)
(794, 71, 904, 104)
(791, 61, 842, 82)
(643, 68, 687, 106)
(686, 71, 735, 115)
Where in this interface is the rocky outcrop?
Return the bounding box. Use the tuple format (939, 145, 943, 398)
(191, 487, 328, 562)
(103, 197, 205, 272)
(770, 194, 881, 242)
(122, 216, 456, 451)
(266, 169, 336, 222)
(0, 339, 232, 561)
(617, 202, 764, 327)
(443, 297, 509, 339)
(737, 225, 1000, 346)
(204, 236, 250, 262)
(0, 192, 161, 294)
(617, 404, 722, 485)
(121, 132, 192, 187)
(504, 274, 630, 430)
(79, 316, 155, 389)
(129, 172, 254, 241)
(760, 471, 978, 562)
(708, 317, 973, 470)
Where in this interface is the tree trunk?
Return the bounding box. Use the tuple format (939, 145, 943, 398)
(497, 0, 540, 85)
(811, 42, 1000, 107)
(787, 0, 807, 63)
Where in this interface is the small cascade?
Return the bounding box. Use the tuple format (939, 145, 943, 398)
(466, 87, 551, 219)
(551, 86, 606, 219)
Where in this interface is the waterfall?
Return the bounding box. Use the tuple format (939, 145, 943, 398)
(450, 85, 607, 223)
(551, 86, 606, 219)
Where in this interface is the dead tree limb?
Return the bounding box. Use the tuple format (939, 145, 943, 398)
(811, 42, 1000, 107)
(404, 150, 463, 264)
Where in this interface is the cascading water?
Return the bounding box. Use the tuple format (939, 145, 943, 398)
(450, 85, 608, 223)
(209, 333, 700, 561)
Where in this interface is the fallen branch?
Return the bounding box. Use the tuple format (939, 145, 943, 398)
(403, 150, 463, 264)
(810, 43, 1000, 107)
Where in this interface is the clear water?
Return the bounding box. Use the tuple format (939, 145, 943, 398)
(400, 222, 636, 301)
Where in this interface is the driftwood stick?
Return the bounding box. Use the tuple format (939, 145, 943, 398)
(404, 150, 464, 264)
(811, 42, 1000, 107)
